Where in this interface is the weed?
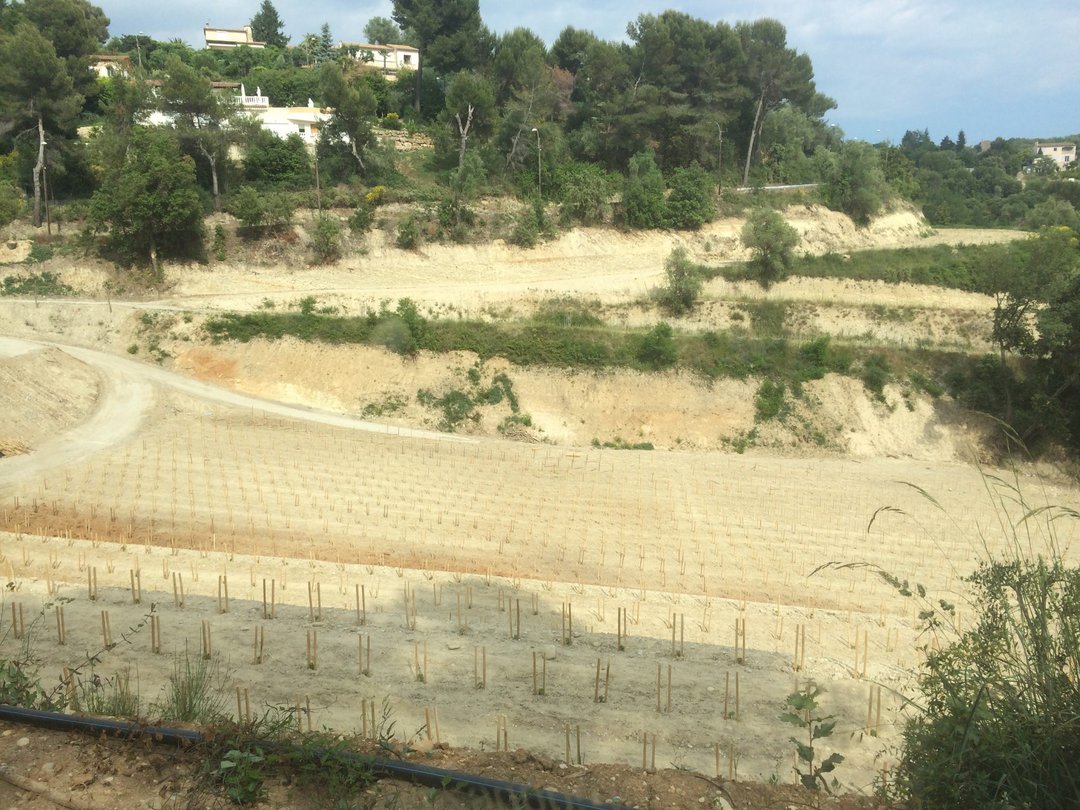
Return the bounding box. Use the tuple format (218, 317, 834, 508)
(591, 437, 655, 450)
(780, 683, 844, 792)
(861, 353, 892, 400)
(214, 748, 266, 805)
(77, 666, 142, 718)
(361, 394, 408, 418)
(153, 652, 229, 724)
(755, 379, 788, 422)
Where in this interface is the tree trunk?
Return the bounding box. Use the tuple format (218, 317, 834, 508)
(149, 236, 159, 279)
(414, 50, 423, 114)
(742, 91, 765, 187)
(349, 140, 366, 172)
(32, 115, 45, 228)
(198, 143, 221, 213)
(455, 104, 474, 170)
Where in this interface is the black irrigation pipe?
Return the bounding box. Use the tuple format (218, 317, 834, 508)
(0, 705, 623, 809)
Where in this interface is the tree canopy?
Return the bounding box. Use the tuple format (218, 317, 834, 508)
(250, 0, 288, 49)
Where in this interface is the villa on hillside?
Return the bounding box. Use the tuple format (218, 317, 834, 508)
(89, 53, 134, 78)
(231, 87, 330, 147)
(204, 24, 266, 50)
(1034, 142, 1076, 170)
(338, 41, 419, 80)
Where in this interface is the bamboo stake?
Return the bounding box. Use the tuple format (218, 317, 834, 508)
(306, 629, 317, 670)
(253, 626, 264, 664)
(151, 615, 161, 654)
(100, 610, 112, 647)
(54, 605, 64, 646)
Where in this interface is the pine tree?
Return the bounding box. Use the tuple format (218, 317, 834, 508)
(250, 0, 288, 48)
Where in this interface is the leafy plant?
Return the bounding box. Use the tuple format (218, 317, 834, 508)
(741, 207, 800, 288)
(780, 683, 844, 791)
(1, 271, 75, 297)
(888, 479, 1080, 810)
(214, 748, 266, 805)
(656, 247, 704, 315)
(310, 214, 342, 264)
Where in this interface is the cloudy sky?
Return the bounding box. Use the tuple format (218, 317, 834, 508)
(100, 0, 1079, 144)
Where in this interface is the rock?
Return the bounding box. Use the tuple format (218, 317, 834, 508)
(16, 736, 29, 747)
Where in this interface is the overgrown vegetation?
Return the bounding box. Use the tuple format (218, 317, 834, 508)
(820, 474, 1080, 809)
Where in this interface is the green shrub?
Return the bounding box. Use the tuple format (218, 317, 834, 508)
(888, 484, 1080, 810)
(656, 247, 704, 314)
(741, 207, 800, 288)
(555, 161, 612, 225)
(636, 322, 677, 369)
(310, 215, 341, 263)
(664, 164, 716, 230)
(0, 180, 24, 227)
(396, 217, 419, 250)
(861, 353, 891, 399)
(755, 379, 787, 421)
(622, 149, 665, 229)
(212, 224, 227, 261)
(2, 271, 75, 297)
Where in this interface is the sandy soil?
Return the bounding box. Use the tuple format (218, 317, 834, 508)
(0, 208, 1069, 808)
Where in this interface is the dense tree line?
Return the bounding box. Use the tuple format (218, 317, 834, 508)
(2, 0, 1079, 265)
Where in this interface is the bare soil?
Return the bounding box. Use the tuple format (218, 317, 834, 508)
(1, 207, 1072, 810)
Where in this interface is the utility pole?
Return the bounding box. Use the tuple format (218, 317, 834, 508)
(716, 123, 724, 191)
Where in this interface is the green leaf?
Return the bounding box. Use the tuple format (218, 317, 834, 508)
(812, 720, 836, 739)
(780, 712, 805, 727)
(791, 739, 814, 763)
(818, 752, 844, 773)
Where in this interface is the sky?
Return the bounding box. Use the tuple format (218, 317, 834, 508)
(97, 0, 1080, 144)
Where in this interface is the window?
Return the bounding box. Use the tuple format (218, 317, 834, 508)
(403, 54, 411, 64)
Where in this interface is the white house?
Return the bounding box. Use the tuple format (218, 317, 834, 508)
(204, 25, 266, 50)
(89, 53, 134, 78)
(1034, 142, 1076, 170)
(338, 42, 418, 80)
(233, 87, 330, 147)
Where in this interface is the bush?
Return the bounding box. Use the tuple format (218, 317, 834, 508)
(861, 352, 891, 399)
(622, 149, 665, 229)
(396, 217, 420, 250)
(754, 379, 787, 421)
(892, 485, 1080, 810)
(636, 322, 677, 369)
(0, 180, 24, 228)
(741, 208, 800, 288)
(664, 164, 716, 230)
(310, 215, 341, 263)
(657, 247, 704, 314)
(822, 141, 889, 226)
(555, 161, 612, 225)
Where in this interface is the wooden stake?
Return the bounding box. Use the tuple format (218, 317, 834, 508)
(54, 605, 64, 646)
(306, 629, 317, 670)
(253, 626, 264, 664)
(100, 610, 112, 647)
(734, 672, 740, 721)
(151, 614, 160, 654)
(201, 620, 212, 659)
